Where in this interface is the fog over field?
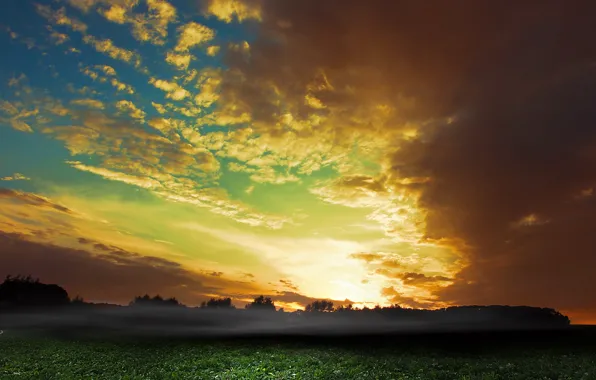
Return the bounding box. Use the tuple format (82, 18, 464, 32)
(0, 306, 570, 339)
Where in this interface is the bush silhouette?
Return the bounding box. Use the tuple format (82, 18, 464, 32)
(129, 294, 183, 307)
(245, 295, 276, 311)
(0, 275, 70, 309)
(305, 300, 334, 312)
(200, 297, 235, 309)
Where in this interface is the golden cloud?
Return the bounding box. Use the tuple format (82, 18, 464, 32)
(149, 78, 190, 100)
(206, 45, 220, 56)
(36, 4, 88, 33)
(152, 102, 167, 114)
(174, 22, 215, 52)
(116, 100, 146, 121)
(70, 98, 105, 109)
(83, 35, 142, 67)
(9, 120, 33, 133)
(203, 0, 261, 23)
(165, 52, 192, 70)
(67, 161, 162, 189)
(0, 173, 30, 181)
(46, 26, 70, 45)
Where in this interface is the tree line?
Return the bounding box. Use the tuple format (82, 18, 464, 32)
(0, 275, 571, 328)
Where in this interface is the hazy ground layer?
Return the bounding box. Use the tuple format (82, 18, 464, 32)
(1, 328, 596, 379)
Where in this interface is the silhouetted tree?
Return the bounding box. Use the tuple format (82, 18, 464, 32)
(336, 304, 355, 313)
(129, 294, 183, 307)
(245, 295, 276, 311)
(305, 300, 334, 312)
(0, 275, 571, 331)
(0, 275, 70, 309)
(200, 297, 235, 309)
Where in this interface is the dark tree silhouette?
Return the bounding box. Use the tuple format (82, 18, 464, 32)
(245, 295, 276, 311)
(0, 275, 571, 331)
(336, 304, 354, 312)
(200, 297, 235, 309)
(129, 294, 183, 307)
(305, 300, 334, 312)
(0, 275, 70, 309)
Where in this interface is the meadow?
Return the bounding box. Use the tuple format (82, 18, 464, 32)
(1, 329, 595, 379)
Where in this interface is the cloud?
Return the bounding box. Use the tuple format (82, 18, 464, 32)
(46, 26, 70, 45)
(82, 35, 142, 67)
(380, 286, 433, 309)
(147, 117, 175, 134)
(228, 162, 300, 185)
(65, 0, 101, 13)
(11, 0, 596, 321)
(204, 0, 596, 318)
(70, 0, 177, 45)
(81, 65, 136, 94)
(0, 231, 248, 306)
(0, 188, 276, 303)
(278, 278, 299, 292)
(203, 0, 261, 23)
(100, 4, 128, 23)
(151, 102, 167, 114)
(0, 99, 38, 133)
(180, 223, 381, 302)
(311, 175, 426, 243)
(67, 162, 162, 189)
(70, 98, 105, 110)
(219, 0, 596, 315)
(35, 4, 88, 33)
(193, 67, 222, 107)
(165, 52, 192, 70)
(115, 100, 146, 121)
(206, 45, 220, 56)
(400, 272, 451, 286)
(349, 252, 384, 263)
(110, 78, 135, 94)
(36, 108, 286, 229)
(0, 188, 73, 215)
(131, 0, 178, 45)
(311, 175, 389, 208)
(9, 120, 33, 133)
(0, 100, 19, 116)
(173, 22, 215, 52)
(149, 78, 190, 100)
(0, 173, 30, 181)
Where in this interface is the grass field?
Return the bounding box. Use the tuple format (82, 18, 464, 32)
(1, 330, 595, 379)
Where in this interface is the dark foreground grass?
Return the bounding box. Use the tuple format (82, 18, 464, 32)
(1, 329, 596, 379)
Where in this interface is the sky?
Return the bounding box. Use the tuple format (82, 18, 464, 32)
(0, 0, 595, 323)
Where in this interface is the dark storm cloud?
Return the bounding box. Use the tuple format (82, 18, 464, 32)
(0, 188, 74, 214)
(210, 0, 596, 318)
(214, 1, 596, 132)
(0, 231, 227, 305)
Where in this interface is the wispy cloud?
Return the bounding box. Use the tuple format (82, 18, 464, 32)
(0, 173, 30, 181)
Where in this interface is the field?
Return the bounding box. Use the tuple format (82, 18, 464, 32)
(1, 329, 595, 379)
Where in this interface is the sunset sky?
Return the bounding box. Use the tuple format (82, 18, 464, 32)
(1, 0, 595, 323)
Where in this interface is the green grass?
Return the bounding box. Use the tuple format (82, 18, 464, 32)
(0, 335, 595, 379)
